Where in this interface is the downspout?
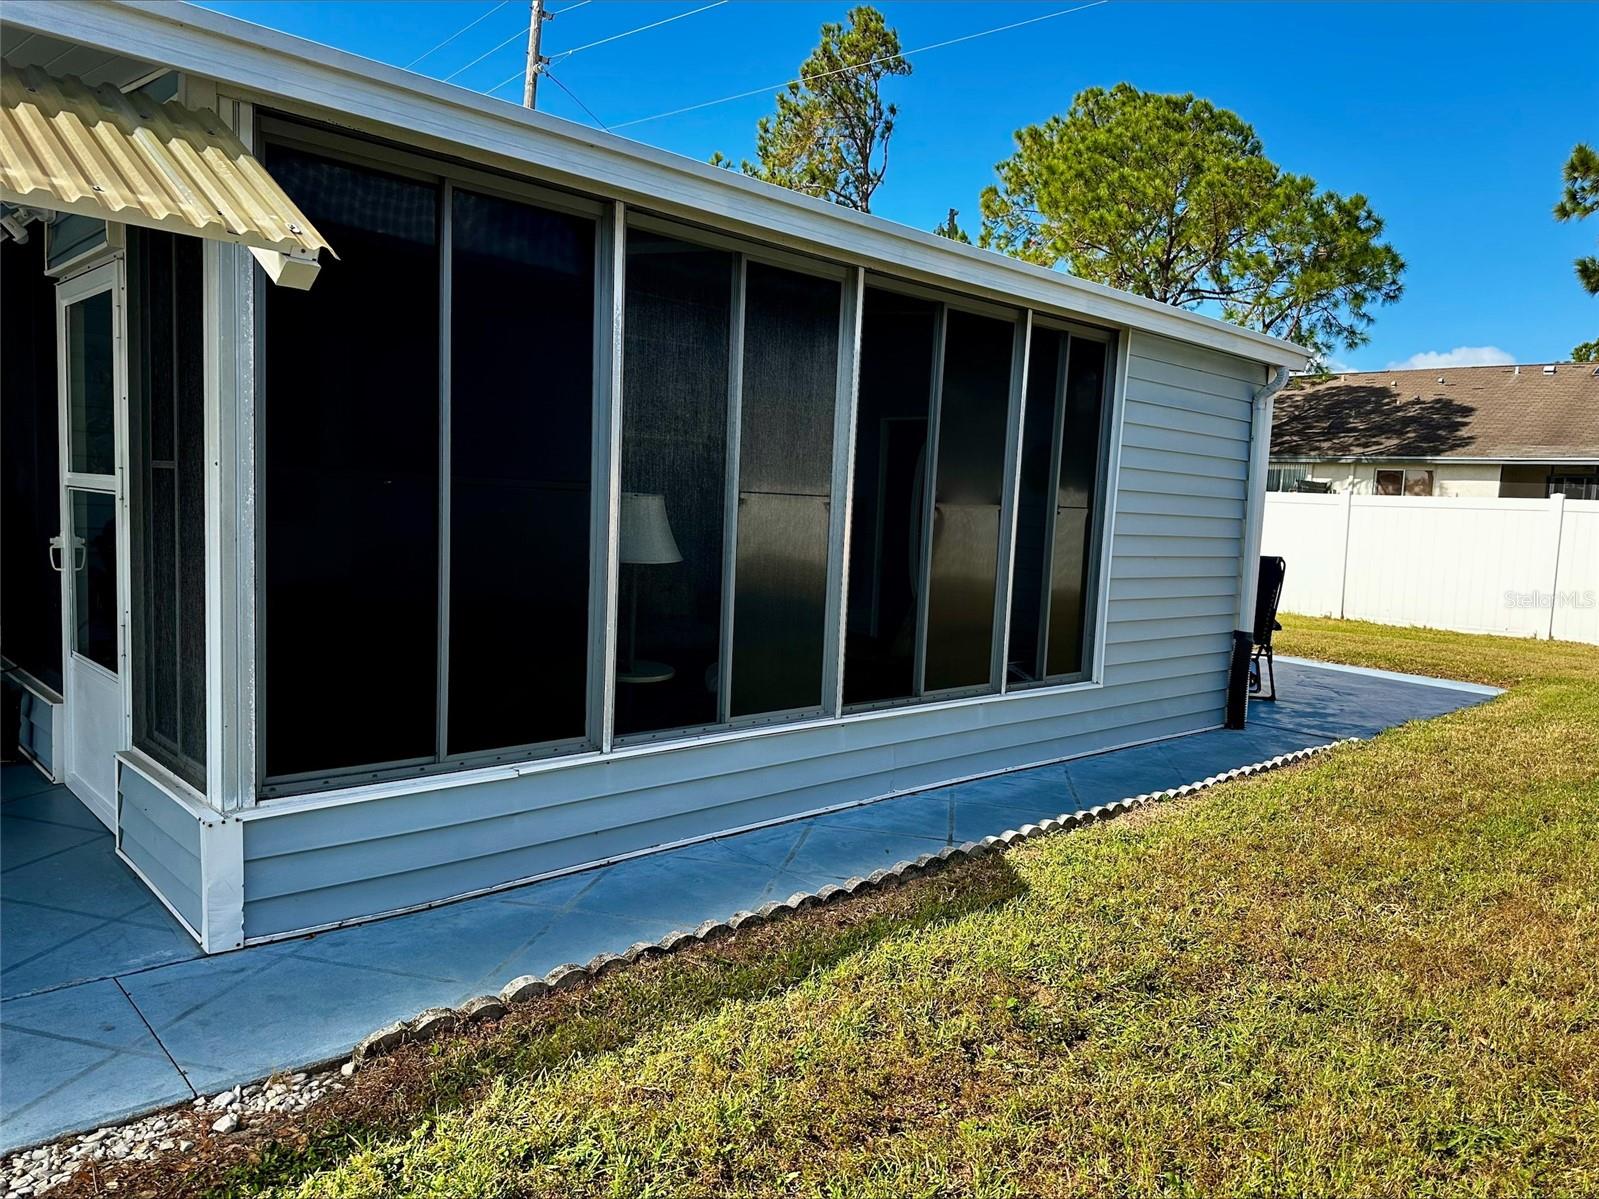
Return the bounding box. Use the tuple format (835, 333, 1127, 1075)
(1225, 363, 1291, 729)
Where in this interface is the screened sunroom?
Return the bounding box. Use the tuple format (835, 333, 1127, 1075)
(1, 0, 1307, 952)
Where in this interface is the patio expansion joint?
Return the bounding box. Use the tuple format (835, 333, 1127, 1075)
(342, 735, 1366, 1070)
(112, 978, 198, 1101)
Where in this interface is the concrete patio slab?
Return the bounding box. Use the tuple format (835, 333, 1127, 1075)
(0, 659, 1501, 1152)
(0, 980, 193, 1153)
(2, 770, 202, 1002)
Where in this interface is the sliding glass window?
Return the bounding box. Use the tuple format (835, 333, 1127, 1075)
(263, 146, 441, 783)
(729, 262, 840, 718)
(843, 289, 938, 706)
(923, 309, 1016, 693)
(261, 128, 600, 793)
(448, 187, 595, 757)
(615, 225, 843, 739)
(844, 287, 1020, 706)
(1006, 326, 1110, 684)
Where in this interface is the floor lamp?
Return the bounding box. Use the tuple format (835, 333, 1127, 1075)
(618, 491, 682, 684)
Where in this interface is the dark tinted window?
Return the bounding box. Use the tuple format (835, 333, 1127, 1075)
(448, 188, 594, 755)
(843, 289, 937, 706)
(923, 309, 1013, 693)
(1007, 328, 1107, 683)
(729, 263, 839, 718)
(1006, 327, 1065, 683)
(1045, 336, 1106, 678)
(0, 235, 63, 693)
(615, 231, 732, 736)
(263, 146, 441, 779)
(71, 490, 118, 673)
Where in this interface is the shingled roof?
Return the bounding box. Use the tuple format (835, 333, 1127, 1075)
(1269, 363, 1599, 460)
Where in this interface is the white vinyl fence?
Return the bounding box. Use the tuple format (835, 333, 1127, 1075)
(1261, 493, 1599, 645)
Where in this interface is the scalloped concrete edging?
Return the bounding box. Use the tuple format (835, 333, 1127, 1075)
(348, 737, 1362, 1067)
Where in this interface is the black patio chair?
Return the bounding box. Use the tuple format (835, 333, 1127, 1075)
(1249, 555, 1286, 701)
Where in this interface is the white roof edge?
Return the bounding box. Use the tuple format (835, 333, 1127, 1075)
(4, 0, 1311, 369)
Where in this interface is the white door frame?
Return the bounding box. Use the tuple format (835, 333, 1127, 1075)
(55, 258, 132, 829)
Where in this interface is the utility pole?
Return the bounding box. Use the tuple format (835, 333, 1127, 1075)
(522, 0, 547, 109)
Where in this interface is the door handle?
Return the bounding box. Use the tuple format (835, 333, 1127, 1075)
(48, 535, 63, 573)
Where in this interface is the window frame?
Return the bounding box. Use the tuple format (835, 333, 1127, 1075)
(254, 119, 611, 797)
(843, 276, 1034, 714)
(610, 213, 855, 748)
(1002, 315, 1117, 692)
(249, 118, 1125, 801)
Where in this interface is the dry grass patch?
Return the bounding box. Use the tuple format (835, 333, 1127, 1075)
(67, 618, 1599, 1198)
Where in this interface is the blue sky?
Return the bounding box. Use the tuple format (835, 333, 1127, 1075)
(202, 0, 1598, 368)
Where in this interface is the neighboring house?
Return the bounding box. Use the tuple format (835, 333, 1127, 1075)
(0, 1, 1306, 953)
(1267, 364, 1599, 499)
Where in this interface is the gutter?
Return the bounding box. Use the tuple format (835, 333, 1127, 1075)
(1226, 364, 1292, 729)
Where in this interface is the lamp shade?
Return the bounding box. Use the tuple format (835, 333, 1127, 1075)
(619, 492, 682, 565)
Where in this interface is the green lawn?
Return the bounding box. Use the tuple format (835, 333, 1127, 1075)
(171, 619, 1599, 1197)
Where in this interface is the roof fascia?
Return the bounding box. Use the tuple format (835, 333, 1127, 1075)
(2, 0, 1311, 368)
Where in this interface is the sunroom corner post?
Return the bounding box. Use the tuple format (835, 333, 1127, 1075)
(822, 266, 865, 718)
(198, 812, 245, 952)
(991, 310, 1032, 692)
(204, 96, 259, 814)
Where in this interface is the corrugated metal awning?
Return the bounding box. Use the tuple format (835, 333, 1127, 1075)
(0, 63, 332, 287)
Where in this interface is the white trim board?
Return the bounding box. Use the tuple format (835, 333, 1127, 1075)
(2, 1, 1310, 372)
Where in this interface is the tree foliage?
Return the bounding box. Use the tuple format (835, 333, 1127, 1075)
(713, 6, 908, 213)
(933, 207, 971, 244)
(1554, 141, 1597, 362)
(1554, 141, 1599, 294)
(978, 83, 1405, 360)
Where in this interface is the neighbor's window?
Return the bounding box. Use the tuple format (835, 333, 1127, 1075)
(129, 228, 208, 789)
(1376, 469, 1433, 496)
(1549, 473, 1599, 501)
(1266, 464, 1308, 492)
(1006, 326, 1108, 685)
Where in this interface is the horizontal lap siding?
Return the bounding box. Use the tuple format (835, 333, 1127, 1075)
(239, 330, 1263, 940)
(119, 767, 204, 932)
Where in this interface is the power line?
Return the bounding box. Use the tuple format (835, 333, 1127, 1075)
(406, 0, 509, 69)
(612, 0, 1111, 131)
(546, 1, 729, 64)
(443, 18, 534, 81)
(457, 0, 711, 90)
(546, 70, 609, 130)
